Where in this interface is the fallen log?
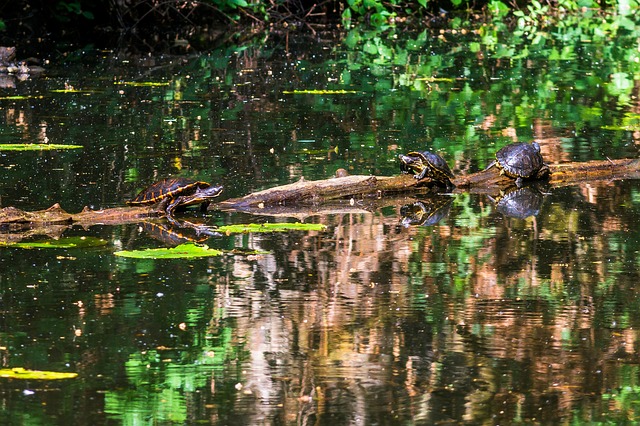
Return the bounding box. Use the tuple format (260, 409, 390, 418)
(217, 157, 640, 212)
(1, 158, 638, 225)
(0, 203, 161, 226)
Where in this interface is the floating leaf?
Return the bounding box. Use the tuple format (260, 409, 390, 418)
(3, 236, 108, 249)
(0, 368, 78, 380)
(282, 90, 358, 94)
(0, 95, 45, 100)
(115, 81, 170, 87)
(415, 77, 457, 82)
(602, 124, 640, 131)
(0, 143, 83, 151)
(50, 89, 92, 93)
(217, 222, 327, 234)
(114, 243, 223, 259)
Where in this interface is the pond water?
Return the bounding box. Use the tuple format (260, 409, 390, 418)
(1, 19, 640, 424)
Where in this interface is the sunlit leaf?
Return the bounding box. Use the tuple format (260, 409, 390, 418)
(3, 237, 108, 249)
(216, 223, 327, 234)
(282, 90, 358, 94)
(0, 367, 78, 380)
(0, 143, 83, 151)
(114, 243, 223, 259)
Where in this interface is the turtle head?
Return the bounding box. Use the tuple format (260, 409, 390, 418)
(201, 184, 224, 198)
(398, 153, 426, 175)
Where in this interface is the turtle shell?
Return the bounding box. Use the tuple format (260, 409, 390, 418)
(128, 178, 209, 206)
(400, 151, 455, 182)
(495, 142, 545, 179)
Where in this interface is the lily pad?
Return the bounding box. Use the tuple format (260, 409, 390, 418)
(3, 236, 108, 249)
(217, 222, 327, 234)
(282, 90, 357, 94)
(0, 368, 78, 380)
(0, 95, 44, 100)
(0, 143, 83, 151)
(114, 243, 223, 259)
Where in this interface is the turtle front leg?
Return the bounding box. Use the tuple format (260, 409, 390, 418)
(536, 164, 551, 179)
(514, 177, 524, 188)
(165, 196, 184, 216)
(483, 161, 497, 172)
(414, 167, 429, 180)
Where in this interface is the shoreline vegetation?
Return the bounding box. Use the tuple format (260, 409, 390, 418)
(0, 0, 638, 53)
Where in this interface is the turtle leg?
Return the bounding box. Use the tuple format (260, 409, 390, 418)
(165, 196, 183, 217)
(164, 197, 186, 227)
(444, 179, 455, 192)
(536, 164, 551, 179)
(483, 161, 496, 172)
(414, 167, 429, 180)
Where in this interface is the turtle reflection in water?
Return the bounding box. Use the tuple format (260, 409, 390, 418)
(400, 196, 453, 227)
(398, 150, 455, 191)
(140, 220, 220, 247)
(484, 142, 550, 187)
(489, 186, 545, 219)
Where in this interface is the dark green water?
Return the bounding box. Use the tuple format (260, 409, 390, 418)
(1, 17, 640, 424)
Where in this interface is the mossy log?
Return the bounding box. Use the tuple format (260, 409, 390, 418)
(0, 158, 638, 225)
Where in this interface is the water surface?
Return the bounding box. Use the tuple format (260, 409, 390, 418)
(1, 21, 640, 424)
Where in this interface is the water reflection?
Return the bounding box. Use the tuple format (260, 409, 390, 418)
(400, 195, 453, 226)
(488, 185, 546, 219)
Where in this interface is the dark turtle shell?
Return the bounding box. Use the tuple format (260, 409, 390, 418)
(494, 142, 546, 179)
(128, 178, 208, 206)
(399, 151, 455, 184)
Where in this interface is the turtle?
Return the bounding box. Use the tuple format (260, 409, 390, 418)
(127, 178, 224, 217)
(398, 150, 455, 189)
(485, 142, 550, 187)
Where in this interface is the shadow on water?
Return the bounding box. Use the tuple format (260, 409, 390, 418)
(1, 21, 640, 424)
